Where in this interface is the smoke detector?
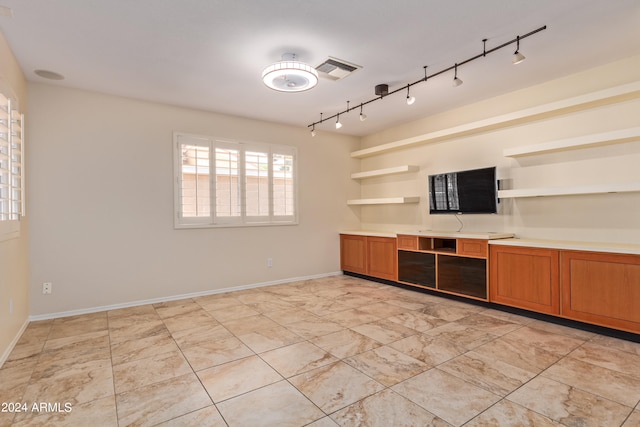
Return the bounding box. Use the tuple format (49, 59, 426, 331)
(315, 57, 361, 81)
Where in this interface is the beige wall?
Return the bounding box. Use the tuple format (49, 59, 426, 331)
(0, 32, 29, 364)
(357, 55, 640, 243)
(27, 84, 360, 316)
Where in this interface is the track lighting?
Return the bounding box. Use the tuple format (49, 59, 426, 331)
(307, 25, 546, 132)
(310, 124, 316, 137)
(359, 104, 367, 121)
(406, 85, 416, 105)
(452, 64, 463, 87)
(512, 35, 526, 65)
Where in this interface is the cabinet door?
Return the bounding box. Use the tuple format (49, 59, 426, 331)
(367, 237, 397, 281)
(489, 245, 560, 314)
(340, 234, 367, 275)
(561, 250, 640, 333)
(397, 234, 418, 250)
(458, 239, 488, 258)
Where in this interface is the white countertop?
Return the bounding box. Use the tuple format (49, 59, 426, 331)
(489, 238, 640, 255)
(340, 230, 514, 240)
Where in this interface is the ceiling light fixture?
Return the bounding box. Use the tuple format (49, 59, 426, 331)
(512, 35, 526, 65)
(262, 53, 318, 92)
(406, 85, 416, 105)
(359, 104, 367, 121)
(335, 113, 342, 129)
(452, 64, 463, 87)
(310, 124, 316, 137)
(307, 25, 546, 133)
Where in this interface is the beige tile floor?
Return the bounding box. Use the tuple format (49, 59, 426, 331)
(1, 275, 640, 426)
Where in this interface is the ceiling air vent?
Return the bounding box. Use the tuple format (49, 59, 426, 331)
(315, 57, 361, 80)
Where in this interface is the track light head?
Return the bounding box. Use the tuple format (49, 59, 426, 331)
(513, 51, 526, 65)
(512, 35, 526, 65)
(335, 114, 342, 129)
(359, 104, 367, 121)
(310, 125, 316, 137)
(452, 63, 463, 87)
(406, 86, 415, 105)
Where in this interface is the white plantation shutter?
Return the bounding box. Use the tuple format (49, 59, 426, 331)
(173, 132, 297, 228)
(0, 91, 24, 240)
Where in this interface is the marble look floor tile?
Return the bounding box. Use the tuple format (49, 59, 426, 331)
(310, 329, 382, 359)
(208, 304, 261, 322)
(478, 308, 537, 325)
(48, 312, 108, 340)
(623, 410, 640, 426)
(11, 396, 117, 427)
(161, 310, 219, 334)
(453, 313, 522, 336)
(108, 318, 168, 344)
(542, 357, 640, 407)
(437, 351, 536, 396)
(415, 304, 478, 322)
(153, 299, 200, 318)
(590, 335, 640, 357)
(260, 341, 338, 378)
(42, 329, 109, 354)
(289, 361, 384, 413)
(501, 325, 586, 356)
(473, 334, 562, 373)
(508, 376, 633, 427)
(344, 345, 429, 387)
(236, 324, 304, 353)
(247, 299, 295, 314)
(22, 358, 114, 406)
(170, 323, 232, 348)
(0, 355, 38, 407)
(110, 331, 179, 365)
(323, 309, 381, 328)
(197, 355, 282, 403)
(296, 299, 353, 316)
(4, 341, 45, 362)
(284, 317, 344, 339)
(216, 380, 324, 427)
(116, 373, 211, 427)
(568, 341, 640, 378)
(351, 319, 417, 344)
(14, 320, 53, 345)
(331, 389, 452, 427)
(464, 399, 561, 427)
(220, 314, 280, 335)
(527, 319, 596, 341)
(384, 298, 431, 311)
(422, 322, 498, 350)
(306, 416, 340, 427)
(264, 307, 320, 325)
(180, 336, 254, 371)
(387, 311, 448, 332)
(392, 368, 501, 427)
(195, 294, 244, 311)
(154, 405, 227, 427)
(107, 304, 156, 319)
(30, 338, 111, 382)
(356, 302, 408, 318)
(112, 349, 193, 394)
(389, 334, 467, 366)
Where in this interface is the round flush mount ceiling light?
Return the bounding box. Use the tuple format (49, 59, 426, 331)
(262, 53, 318, 92)
(34, 69, 65, 80)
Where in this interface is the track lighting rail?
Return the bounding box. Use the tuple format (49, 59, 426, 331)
(307, 25, 547, 130)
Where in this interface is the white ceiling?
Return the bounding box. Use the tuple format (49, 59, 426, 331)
(0, 0, 639, 136)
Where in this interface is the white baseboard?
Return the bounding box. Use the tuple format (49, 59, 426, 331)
(0, 318, 30, 368)
(29, 271, 343, 322)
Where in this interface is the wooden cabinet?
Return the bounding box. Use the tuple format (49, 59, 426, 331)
(340, 234, 397, 280)
(561, 250, 640, 334)
(340, 234, 367, 275)
(489, 245, 560, 315)
(397, 234, 493, 300)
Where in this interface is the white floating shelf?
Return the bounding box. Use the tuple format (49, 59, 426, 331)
(351, 165, 419, 180)
(504, 127, 640, 158)
(498, 182, 640, 198)
(347, 197, 420, 205)
(351, 82, 640, 159)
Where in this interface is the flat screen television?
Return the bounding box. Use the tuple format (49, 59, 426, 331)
(428, 166, 497, 214)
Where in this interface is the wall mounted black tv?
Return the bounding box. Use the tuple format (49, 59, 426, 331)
(428, 166, 497, 214)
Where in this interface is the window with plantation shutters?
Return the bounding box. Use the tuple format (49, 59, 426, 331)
(0, 91, 24, 241)
(173, 132, 297, 228)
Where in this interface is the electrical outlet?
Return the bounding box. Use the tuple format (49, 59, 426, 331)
(267, 258, 273, 268)
(42, 282, 52, 294)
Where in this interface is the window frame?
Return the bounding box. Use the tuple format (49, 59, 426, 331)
(173, 132, 298, 229)
(0, 90, 24, 242)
